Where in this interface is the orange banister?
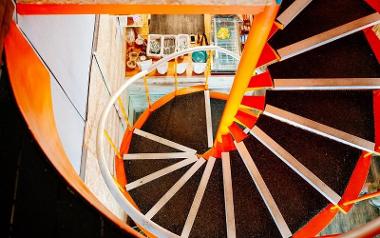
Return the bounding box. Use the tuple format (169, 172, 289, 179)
(215, 3, 280, 142)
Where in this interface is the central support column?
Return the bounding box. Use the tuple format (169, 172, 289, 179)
(215, 3, 280, 143)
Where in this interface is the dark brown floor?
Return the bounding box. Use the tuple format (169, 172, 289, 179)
(125, 1, 379, 237)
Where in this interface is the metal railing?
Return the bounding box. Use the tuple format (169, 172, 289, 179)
(96, 46, 239, 238)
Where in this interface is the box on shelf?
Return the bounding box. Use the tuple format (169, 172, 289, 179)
(147, 34, 163, 57)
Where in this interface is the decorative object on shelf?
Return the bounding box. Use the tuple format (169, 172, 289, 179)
(212, 15, 242, 72)
(147, 34, 162, 57)
(126, 28, 136, 47)
(157, 61, 169, 75)
(193, 63, 207, 74)
(126, 60, 137, 70)
(192, 51, 207, 63)
(137, 59, 153, 71)
(162, 35, 176, 55)
(190, 34, 197, 44)
(176, 62, 188, 75)
(135, 34, 145, 46)
(119, 15, 144, 28)
(217, 27, 231, 40)
(176, 34, 190, 52)
(128, 51, 139, 61)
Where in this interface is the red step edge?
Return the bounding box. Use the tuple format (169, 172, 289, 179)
(363, 27, 380, 64)
(228, 122, 248, 142)
(248, 70, 273, 89)
(235, 110, 258, 129)
(257, 43, 280, 67)
(268, 21, 282, 40)
(365, 0, 380, 12)
(222, 133, 236, 151)
(241, 95, 266, 111)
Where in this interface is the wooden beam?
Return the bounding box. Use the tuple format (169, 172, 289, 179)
(16, 2, 268, 15)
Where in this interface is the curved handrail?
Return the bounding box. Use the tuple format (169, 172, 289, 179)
(96, 46, 239, 238)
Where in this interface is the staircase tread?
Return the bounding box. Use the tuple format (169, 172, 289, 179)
(189, 160, 227, 238)
(241, 136, 329, 233)
(140, 91, 208, 153)
(152, 164, 205, 236)
(256, 115, 362, 196)
(229, 150, 283, 238)
(128, 164, 192, 215)
(269, 32, 380, 78)
(265, 90, 374, 141)
(270, 0, 375, 49)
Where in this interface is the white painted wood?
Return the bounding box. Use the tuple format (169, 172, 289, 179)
(221, 152, 236, 238)
(18, 15, 95, 118)
(134, 128, 197, 154)
(123, 152, 196, 160)
(204, 90, 214, 148)
(235, 141, 292, 238)
(272, 78, 380, 90)
(278, 13, 380, 61)
(249, 126, 341, 205)
(50, 75, 85, 174)
(263, 105, 377, 153)
(126, 158, 198, 191)
(145, 158, 206, 220)
(243, 127, 251, 134)
(277, 0, 313, 28)
(181, 157, 216, 238)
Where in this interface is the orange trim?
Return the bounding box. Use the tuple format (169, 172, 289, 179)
(176, 85, 205, 96)
(209, 91, 229, 100)
(4, 21, 143, 238)
(342, 190, 380, 206)
(16, 3, 265, 15)
(294, 152, 371, 237)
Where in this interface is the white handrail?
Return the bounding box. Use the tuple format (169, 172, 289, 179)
(96, 46, 239, 238)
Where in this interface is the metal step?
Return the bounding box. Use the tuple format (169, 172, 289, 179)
(134, 128, 197, 154)
(277, 13, 380, 61)
(126, 157, 197, 191)
(204, 90, 214, 148)
(145, 158, 206, 220)
(222, 152, 237, 238)
(249, 126, 341, 205)
(235, 141, 292, 238)
(181, 157, 216, 238)
(272, 78, 380, 90)
(263, 104, 377, 154)
(277, 0, 313, 28)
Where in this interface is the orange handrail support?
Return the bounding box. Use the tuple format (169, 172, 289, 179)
(331, 190, 380, 211)
(215, 3, 280, 142)
(143, 76, 152, 108)
(117, 96, 132, 129)
(4, 21, 143, 238)
(104, 129, 122, 160)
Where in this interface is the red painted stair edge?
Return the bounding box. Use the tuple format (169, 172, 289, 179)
(363, 27, 380, 64)
(365, 0, 380, 12)
(248, 70, 273, 89)
(235, 110, 258, 129)
(257, 43, 280, 67)
(241, 95, 266, 111)
(228, 122, 248, 142)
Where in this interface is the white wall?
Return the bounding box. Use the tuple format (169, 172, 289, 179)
(18, 15, 95, 174)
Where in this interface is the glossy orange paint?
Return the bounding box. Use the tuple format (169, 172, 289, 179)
(294, 153, 371, 237)
(4, 21, 143, 238)
(16, 3, 265, 15)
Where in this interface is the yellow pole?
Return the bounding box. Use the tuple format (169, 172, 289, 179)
(215, 4, 280, 142)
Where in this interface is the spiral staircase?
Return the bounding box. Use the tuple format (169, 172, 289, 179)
(93, 1, 380, 237)
(3, 0, 380, 237)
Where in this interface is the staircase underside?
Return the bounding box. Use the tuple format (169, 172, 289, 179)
(121, 1, 380, 236)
